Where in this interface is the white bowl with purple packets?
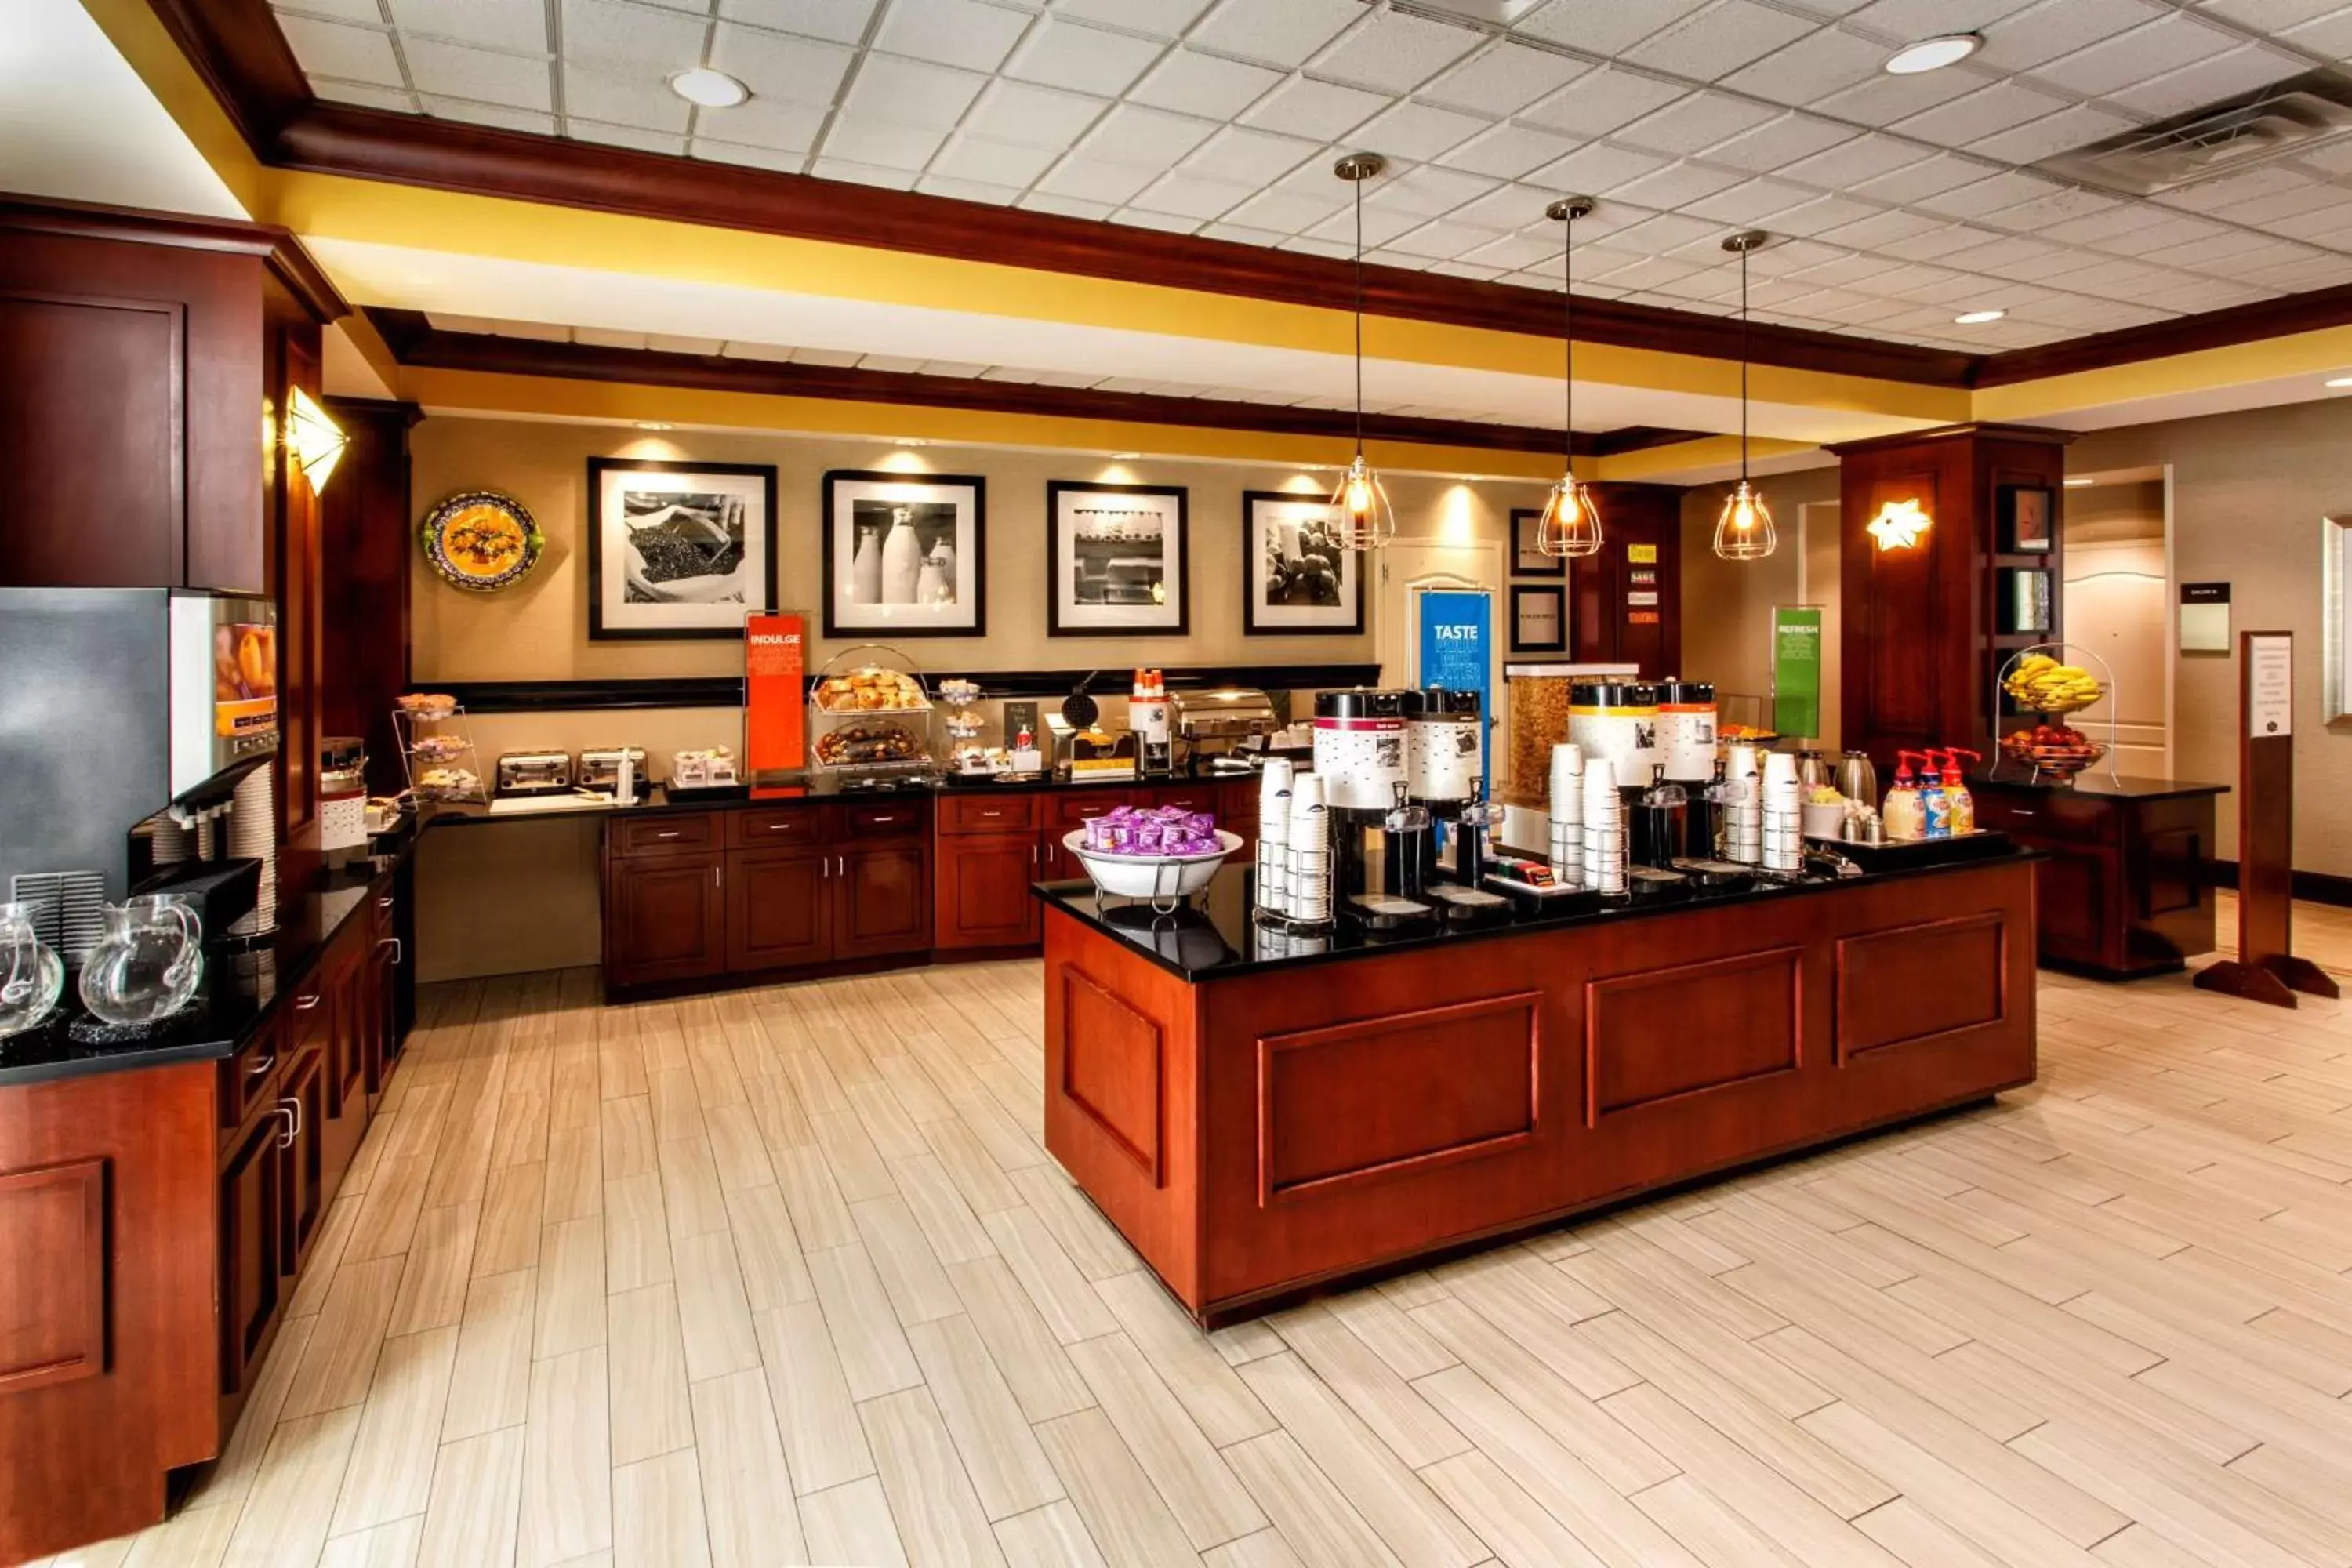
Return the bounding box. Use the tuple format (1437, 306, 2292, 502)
(1062, 805, 1240, 899)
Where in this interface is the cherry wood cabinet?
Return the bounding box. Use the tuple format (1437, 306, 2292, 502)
(217, 1099, 283, 1399)
(726, 849, 830, 971)
(837, 842, 932, 960)
(935, 832, 1044, 950)
(604, 852, 729, 989)
(1970, 776, 2222, 978)
(277, 1046, 328, 1276)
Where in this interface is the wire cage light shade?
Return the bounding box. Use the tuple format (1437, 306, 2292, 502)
(1330, 151, 1393, 552)
(1539, 194, 1602, 559)
(1713, 478, 1777, 560)
(1537, 475, 1603, 558)
(285, 386, 347, 493)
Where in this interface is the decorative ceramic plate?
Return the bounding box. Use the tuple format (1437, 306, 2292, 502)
(420, 491, 543, 591)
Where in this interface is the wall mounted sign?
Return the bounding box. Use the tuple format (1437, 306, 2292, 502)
(1626, 543, 1659, 564)
(744, 612, 805, 772)
(1627, 610, 1661, 626)
(589, 459, 778, 641)
(1627, 568, 1657, 586)
(2180, 580, 2232, 655)
(1508, 509, 1566, 577)
(1626, 590, 1659, 607)
(1998, 485, 2055, 554)
(2249, 631, 2293, 737)
(1866, 497, 1930, 551)
(822, 469, 987, 638)
(419, 490, 543, 593)
(1418, 587, 1496, 789)
(1046, 481, 1188, 637)
(1771, 605, 1824, 739)
(1242, 491, 1363, 635)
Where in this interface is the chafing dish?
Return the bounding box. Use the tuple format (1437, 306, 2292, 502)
(1173, 686, 1276, 769)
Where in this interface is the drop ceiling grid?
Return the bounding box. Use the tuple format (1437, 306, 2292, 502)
(270, 0, 2352, 351)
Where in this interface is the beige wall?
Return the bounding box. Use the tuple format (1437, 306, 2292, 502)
(2071, 400, 2352, 872)
(409, 416, 1554, 686)
(1678, 466, 1842, 739)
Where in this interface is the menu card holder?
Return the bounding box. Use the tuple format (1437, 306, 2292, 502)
(2195, 630, 2339, 1008)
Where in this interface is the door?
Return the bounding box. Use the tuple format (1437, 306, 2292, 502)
(934, 833, 1040, 949)
(2064, 521, 2169, 775)
(1377, 540, 1508, 789)
(217, 1114, 281, 1394)
(278, 1046, 328, 1275)
(606, 854, 728, 986)
(837, 842, 931, 959)
(727, 848, 831, 971)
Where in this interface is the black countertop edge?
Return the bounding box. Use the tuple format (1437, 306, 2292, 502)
(440, 665, 1375, 712)
(1032, 846, 2042, 983)
(1966, 771, 2229, 801)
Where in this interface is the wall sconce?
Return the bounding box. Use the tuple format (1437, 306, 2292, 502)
(285, 387, 347, 492)
(1867, 497, 1930, 551)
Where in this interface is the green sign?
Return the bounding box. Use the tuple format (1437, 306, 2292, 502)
(1773, 607, 1824, 739)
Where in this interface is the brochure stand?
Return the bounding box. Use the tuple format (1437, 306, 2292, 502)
(2196, 630, 2339, 1008)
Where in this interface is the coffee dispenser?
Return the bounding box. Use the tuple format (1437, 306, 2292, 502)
(1311, 688, 1433, 926)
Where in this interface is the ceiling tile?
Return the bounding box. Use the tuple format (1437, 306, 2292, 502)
(1766, 194, 1887, 234)
(844, 55, 988, 129)
(1019, 190, 1117, 218)
(563, 66, 692, 132)
(1680, 176, 1818, 224)
(278, 0, 392, 22)
(2030, 13, 2238, 97)
(1355, 100, 1490, 162)
(1036, 154, 1160, 204)
(571, 118, 688, 155)
(931, 131, 1062, 185)
(1240, 76, 1388, 140)
(1385, 218, 1506, 260)
(1844, 0, 2043, 35)
(1224, 186, 1348, 233)
(1777, 132, 1930, 191)
(278, 15, 406, 86)
(1051, 0, 1215, 36)
(1965, 102, 2136, 165)
(2036, 203, 2178, 246)
(1131, 170, 1258, 220)
(1519, 67, 1686, 138)
(2206, 180, 2352, 226)
(1419, 39, 1589, 118)
(1624, 0, 1820, 82)
(1615, 92, 1780, 156)
(1701, 114, 1855, 174)
(2201, 0, 2352, 25)
(319, 79, 420, 111)
(1127, 48, 1282, 118)
(871, 0, 1033, 72)
(1439, 122, 1582, 180)
(1461, 231, 1562, 270)
(2104, 45, 2305, 120)
(821, 115, 948, 169)
(1080, 103, 1220, 165)
(1719, 26, 1888, 106)
(695, 95, 833, 148)
(1813, 65, 1981, 126)
(810, 156, 919, 187)
(1368, 162, 1501, 218)
(2282, 9, 2352, 53)
(560, 0, 706, 73)
(693, 136, 808, 170)
(425, 96, 553, 132)
(1004, 16, 1165, 95)
(1915, 168, 2066, 217)
(387, 0, 547, 52)
(1609, 161, 1748, 208)
(1894, 80, 2072, 147)
(709, 24, 855, 106)
(961, 80, 1109, 147)
(716, 0, 880, 45)
(1182, 125, 1323, 183)
(1974, 0, 2163, 73)
(1517, 0, 1716, 56)
(1309, 9, 1481, 93)
(1606, 210, 1729, 251)
(1817, 205, 1958, 247)
(403, 37, 553, 107)
(1849, 151, 1997, 202)
(1530, 140, 1673, 194)
(1187, 0, 1365, 68)
(1973, 184, 2125, 232)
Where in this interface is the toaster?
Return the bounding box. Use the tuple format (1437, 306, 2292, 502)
(577, 746, 646, 795)
(496, 750, 572, 797)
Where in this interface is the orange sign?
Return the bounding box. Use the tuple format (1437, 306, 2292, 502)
(1628, 610, 1661, 626)
(745, 613, 806, 772)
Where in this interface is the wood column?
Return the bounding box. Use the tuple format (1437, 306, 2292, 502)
(1573, 482, 1683, 677)
(321, 398, 424, 794)
(1828, 423, 2071, 765)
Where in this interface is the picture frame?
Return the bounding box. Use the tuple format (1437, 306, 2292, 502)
(822, 470, 987, 638)
(1242, 490, 1364, 636)
(1998, 567, 2053, 634)
(1999, 485, 2055, 554)
(1045, 481, 1189, 637)
(1510, 583, 1567, 653)
(587, 458, 778, 641)
(1510, 508, 1566, 577)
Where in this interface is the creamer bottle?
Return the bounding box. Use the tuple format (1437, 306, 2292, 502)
(1882, 751, 1926, 841)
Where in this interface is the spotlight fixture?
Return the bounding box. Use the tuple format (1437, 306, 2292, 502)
(1883, 34, 1980, 74)
(2327, 375, 2352, 388)
(2063, 477, 2096, 488)
(1536, 195, 1602, 560)
(1712, 230, 1777, 563)
(669, 67, 750, 107)
(1953, 308, 2006, 325)
(1330, 151, 1395, 553)
(284, 387, 347, 492)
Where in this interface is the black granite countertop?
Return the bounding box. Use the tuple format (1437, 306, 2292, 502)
(1967, 771, 2228, 801)
(1034, 841, 2038, 982)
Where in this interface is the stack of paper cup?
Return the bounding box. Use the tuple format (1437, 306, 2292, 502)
(1762, 750, 1804, 872)
(1255, 760, 1294, 920)
(1722, 746, 1762, 866)
(1548, 742, 1585, 889)
(1287, 774, 1333, 927)
(1582, 758, 1626, 895)
(228, 762, 278, 938)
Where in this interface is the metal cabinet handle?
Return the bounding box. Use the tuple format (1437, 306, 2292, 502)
(768, 822, 794, 831)
(871, 815, 896, 823)
(376, 895, 394, 912)
(274, 1098, 302, 1149)
(245, 1054, 275, 1079)
(714, 865, 722, 888)
(292, 993, 321, 1012)
(981, 809, 1002, 818)
(377, 937, 403, 964)
(656, 829, 681, 839)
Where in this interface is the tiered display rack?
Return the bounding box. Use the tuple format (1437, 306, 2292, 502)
(807, 644, 935, 778)
(1992, 641, 2119, 785)
(394, 700, 488, 804)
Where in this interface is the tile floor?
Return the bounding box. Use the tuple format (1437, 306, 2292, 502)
(34, 910, 2352, 1567)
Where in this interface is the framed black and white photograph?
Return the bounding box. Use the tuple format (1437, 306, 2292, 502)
(2000, 485, 2055, 554)
(1242, 490, 1363, 636)
(1998, 567, 2053, 634)
(1511, 509, 1566, 577)
(588, 458, 777, 641)
(822, 470, 986, 638)
(1046, 481, 1188, 637)
(1511, 583, 1566, 652)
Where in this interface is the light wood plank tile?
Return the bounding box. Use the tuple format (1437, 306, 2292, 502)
(1034, 1408, 1201, 1568)
(441, 1269, 535, 1443)
(281, 1256, 407, 1420)
(1420, 1451, 1610, 1568)
(906, 1313, 1065, 1523)
(330, 1327, 460, 1537)
(473, 1163, 546, 1278)
(600, 1096, 657, 1180)
(774, 1142, 862, 1252)
(753, 1301, 876, 1496)
(183, 1312, 316, 1512)
(1066, 1331, 1266, 1552)
(118, 1497, 243, 1568)
(518, 1347, 612, 1568)
(533, 1217, 607, 1359)
(1632, 1474, 1814, 1568)
(658, 1134, 731, 1240)
(415, 1425, 524, 1568)
(859, 1387, 1011, 1568)
(317, 1515, 425, 1568)
(1224, 1431, 1403, 1568)
(807, 1243, 923, 1401)
(612, 1450, 711, 1568)
(542, 1125, 603, 1225)
(800, 1477, 909, 1568)
(220, 1406, 363, 1568)
(721, 1182, 815, 1312)
(1101, 1271, 1277, 1449)
(607, 1283, 696, 1468)
(690, 1367, 807, 1568)
(671, 1228, 762, 1383)
(946, 1255, 1096, 1425)
(983, 1205, 1120, 1346)
(1203, 1529, 1309, 1568)
(989, 1501, 1109, 1568)
(891, 1153, 997, 1266)
(1401, 1298, 1657, 1489)
(852, 1193, 965, 1326)
(702, 1102, 777, 1192)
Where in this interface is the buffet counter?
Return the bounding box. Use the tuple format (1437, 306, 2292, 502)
(1037, 848, 2038, 1324)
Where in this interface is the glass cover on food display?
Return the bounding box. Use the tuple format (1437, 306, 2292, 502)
(808, 644, 935, 775)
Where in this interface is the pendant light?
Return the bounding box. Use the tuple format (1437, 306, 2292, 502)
(1713, 228, 1777, 562)
(1330, 152, 1395, 552)
(1537, 195, 1602, 558)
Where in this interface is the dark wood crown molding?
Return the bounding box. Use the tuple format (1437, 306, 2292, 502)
(1824, 421, 2079, 457)
(372, 308, 1701, 459)
(1969, 283, 2352, 389)
(145, 0, 310, 147)
(0, 193, 347, 321)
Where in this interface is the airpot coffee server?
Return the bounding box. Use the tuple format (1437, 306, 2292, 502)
(1312, 686, 1501, 930)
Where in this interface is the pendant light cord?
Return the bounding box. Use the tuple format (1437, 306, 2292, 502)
(1739, 243, 1751, 484)
(1562, 216, 1573, 472)
(1353, 174, 1365, 457)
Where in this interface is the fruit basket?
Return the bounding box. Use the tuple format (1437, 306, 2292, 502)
(1994, 643, 2117, 782)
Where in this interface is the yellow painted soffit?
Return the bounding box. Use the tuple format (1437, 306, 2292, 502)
(1592, 434, 1818, 483)
(1971, 321, 2352, 423)
(78, 0, 271, 214)
(401, 364, 1577, 479)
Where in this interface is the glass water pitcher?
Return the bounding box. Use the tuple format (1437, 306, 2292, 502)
(0, 902, 64, 1037)
(78, 894, 205, 1026)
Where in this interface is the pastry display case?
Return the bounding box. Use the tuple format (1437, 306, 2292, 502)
(808, 644, 935, 776)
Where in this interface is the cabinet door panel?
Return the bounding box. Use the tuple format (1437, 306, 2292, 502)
(218, 1116, 281, 1395)
(280, 1047, 328, 1275)
(318, 949, 368, 1206)
(727, 849, 830, 972)
(838, 844, 931, 960)
(605, 854, 728, 986)
(935, 833, 1040, 950)
(2029, 842, 2112, 967)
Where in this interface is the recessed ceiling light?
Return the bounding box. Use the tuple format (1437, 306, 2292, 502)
(2063, 477, 2096, 488)
(635, 421, 673, 431)
(893, 437, 929, 447)
(1953, 308, 2005, 325)
(1109, 452, 1142, 460)
(1884, 34, 1981, 74)
(669, 68, 750, 108)
(2327, 375, 2352, 388)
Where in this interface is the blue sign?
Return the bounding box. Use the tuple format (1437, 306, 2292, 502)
(1415, 587, 1491, 799)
